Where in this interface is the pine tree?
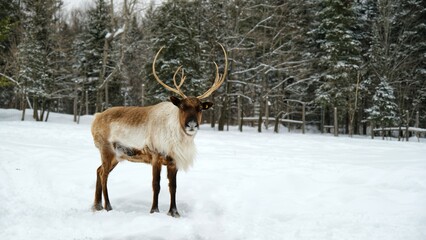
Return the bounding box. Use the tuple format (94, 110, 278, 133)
(80, 0, 111, 113)
(17, 0, 62, 120)
(0, 0, 19, 54)
(366, 78, 399, 128)
(313, 0, 362, 109)
(146, 0, 222, 104)
(368, 0, 426, 124)
(70, 7, 94, 114)
(1, 0, 25, 111)
(122, 15, 145, 106)
(397, 0, 426, 122)
(349, 0, 379, 135)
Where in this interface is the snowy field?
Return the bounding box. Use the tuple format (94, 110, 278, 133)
(1, 108, 426, 240)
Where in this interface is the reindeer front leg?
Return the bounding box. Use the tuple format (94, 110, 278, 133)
(167, 163, 180, 217)
(150, 154, 161, 214)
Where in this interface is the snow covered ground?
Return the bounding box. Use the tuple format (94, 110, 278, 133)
(1, 109, 425, 240)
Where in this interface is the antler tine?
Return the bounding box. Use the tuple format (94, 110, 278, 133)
(172, 66, 187, 98)
(172, 66, 182, 88)
(152, 47, 187, 98)
(179, 68, 186, 88)
(197, 43, 228, 99)
(198, 62, 220, 99)
(174, 66, 186, 89)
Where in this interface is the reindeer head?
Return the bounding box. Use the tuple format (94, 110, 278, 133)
(152, 44, 228, 136)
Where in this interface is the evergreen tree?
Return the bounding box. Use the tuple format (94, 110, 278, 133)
(122, 15, 145, 106)
(396, 0, 426, 120)
(146, 0, 226, 104)
(350, 0, 379, 134)
(368, 0, 426, 123)
(366, 78, 399, 128)
(1, 0, 425, 130)
(79, 0, 111, 113)
(17, 0, 62, 120)
(0, 1, 20, 108)
(313, 0, 362, 110)
(0, 0, 19, 57)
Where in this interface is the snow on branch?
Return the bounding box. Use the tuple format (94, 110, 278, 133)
(228, 80, 262, 88)
(0, 72, 32, 109)
(228, 93, 253, 103)
(232, 63, 270, 75)
(114, 25, 125, 38)
(246, 2, 289, 10)
(237, 16, 273, 47)
(265, 76, 295, 96)
(0, 72, 22, 88)
(105, 24, 126, 40)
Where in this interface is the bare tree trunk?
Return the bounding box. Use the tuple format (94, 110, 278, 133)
(274, 111, 283, 133)
(73, 91, 78, 122)
(382, 124, 385, 140)
(33, 97, 40, 121)
(98, 38, 110, 112)
(85, 90, 89, 115)
(287, 102, 291, 133)
(302, 103, 306, 134)
(265, 96, 269, 130)
(258, 99, 263, 133)
(238, 95, 243, 132)
(321, 105, 325, 133)
(40, 98, 46, 121)
(349, 71, 361, 137)
(210, 92, 215, 128)
(226, 84, 230, 131)
(218, 76, 230, 131)
(210, 110, 216, 128)
(21, 90, 27, 121)
(218, 96, 227, 131)
(45, 102, 50, 122)
(333, 107, 338, 136)
(415, 111, 419, 140)
(21, 104, 26, 121)
(77, 96, 83, 124)
(405, 110, 409, 141)
(398, 124, 402, 141)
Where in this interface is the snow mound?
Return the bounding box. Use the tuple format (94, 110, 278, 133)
(1, 109, 425, 240)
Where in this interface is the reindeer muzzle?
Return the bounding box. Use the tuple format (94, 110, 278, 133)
(185, 120, 199, 133)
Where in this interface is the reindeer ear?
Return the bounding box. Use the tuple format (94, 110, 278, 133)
(170, 96, 182, 107)
(202, 102, 213, 110)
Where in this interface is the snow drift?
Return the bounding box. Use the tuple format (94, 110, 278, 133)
(0, 109, 425, 240)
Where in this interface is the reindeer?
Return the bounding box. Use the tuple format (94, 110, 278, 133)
(91, 44, 228, 217)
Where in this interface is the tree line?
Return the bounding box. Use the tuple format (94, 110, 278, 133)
(0, 0, 425, 134)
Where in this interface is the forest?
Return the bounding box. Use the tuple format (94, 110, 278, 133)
(0, 0, 425, 135)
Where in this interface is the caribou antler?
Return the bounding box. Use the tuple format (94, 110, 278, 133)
(172, 66, 187, 98)
(197, 43, 228, 99)
(152, 47, 187, 98)
(152, 43, 228, 99)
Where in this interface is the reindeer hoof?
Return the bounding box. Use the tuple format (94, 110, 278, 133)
(105, 203, 113, 211)
(150, 207, 160, 214)
(92, 203, 103, 211)
(167, 209, 180, 218)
